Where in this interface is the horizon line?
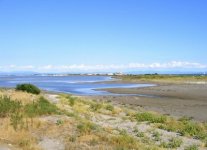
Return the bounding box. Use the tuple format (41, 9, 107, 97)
(0, 61, 206, 73)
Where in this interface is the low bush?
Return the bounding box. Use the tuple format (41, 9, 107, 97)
(158, 118, 207, 140)
(152, 131, 161, 141)
(66, 96, 75, 106)
(0, 95, 59, 130)
(105, 104, 114, 111)
(24, 97, 59, 117)
(90, 103, 102, 112)
(135, 112, 167, 123)
(0, 96, 22, 117)
(184, 145, 199, 150)
(158, 118, 181, 132)
(56, 119, 64, 126)
(161, 137, 182, 148)
(180, 121, 204, 138)
(178, 116, 193, 122)
(77, 121, 98, 135)
(110, 134, 138, 149)
(0, 96, 24, 130)
(16, 84, 40, 94)
(136, 132, 145, 138)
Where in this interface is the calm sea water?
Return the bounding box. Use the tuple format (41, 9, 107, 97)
(0, 75, 154, 95)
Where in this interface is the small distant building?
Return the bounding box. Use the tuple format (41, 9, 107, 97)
(107, 73, 114, 76)
(113, 72, 123, 76)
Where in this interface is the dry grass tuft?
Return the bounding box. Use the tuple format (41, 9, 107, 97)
(0, 118, 40, 150)
(0, 89, 39, 105)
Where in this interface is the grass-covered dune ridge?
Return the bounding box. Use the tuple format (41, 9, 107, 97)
(0, 87, 206, 149)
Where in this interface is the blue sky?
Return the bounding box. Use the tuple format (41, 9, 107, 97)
(0, 0, 207, 72)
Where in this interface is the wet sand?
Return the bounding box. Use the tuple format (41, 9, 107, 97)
(86, 83, 207, 121)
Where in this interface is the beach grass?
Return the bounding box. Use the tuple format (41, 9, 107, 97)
(158, 117, 207, 140)
(134, 112, 167, 123)
(0, 89, 206, 149)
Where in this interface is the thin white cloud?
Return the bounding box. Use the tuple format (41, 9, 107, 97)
(38, 65, 53, 70)
(19, 65, 35, 69)
(128, 61, 207, 69)
(0, 61, 206, 72)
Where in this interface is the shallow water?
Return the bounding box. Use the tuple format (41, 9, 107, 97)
(0, 75, 155, 95)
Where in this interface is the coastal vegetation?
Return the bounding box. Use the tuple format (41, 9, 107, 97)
(0, 88, 206, 149)
(16, 84, 41, 94)
(118, 74, 207, 83)
(0, 95, 59, 131)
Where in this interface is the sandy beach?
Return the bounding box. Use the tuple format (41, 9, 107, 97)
(86, 82, 207, 121)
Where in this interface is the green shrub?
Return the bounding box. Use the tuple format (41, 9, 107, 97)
(24, 97, 58, 117)
(119, 129, 127, 135)
(56, 119, 64, 126)
(136, 132, 145, 138)
(178, 116, 193, 122)
(184, 145, 199, 150)
(66, 96, 75, 106)
(141, 136, 151, 144)
(135, 112, 167, 123)
(158, 119, 207, 140)
(16, 84, 40, 94)
(105, 104, 114, 111)
(205, 139, 207, 147)
(152, 131, 161, 141)
(161, 137, 182, 148)
(90, 103, 102, 111)
(133, 127, 138, 133)
(158, 119, 181, 132)
(69, 135, 76, 142)
(0, 96, 24, 130)
(0, 95, 59, 130)
(179, 121, 207, 139)
(0, 96, 22, 117)
(110, 134, 138, 149)
(89, 138, 98, 146)
(158, 117, 207, 140)
(77, 121, 98, 134)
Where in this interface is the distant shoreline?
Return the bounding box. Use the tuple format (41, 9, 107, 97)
(1, 75, 207, 121)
